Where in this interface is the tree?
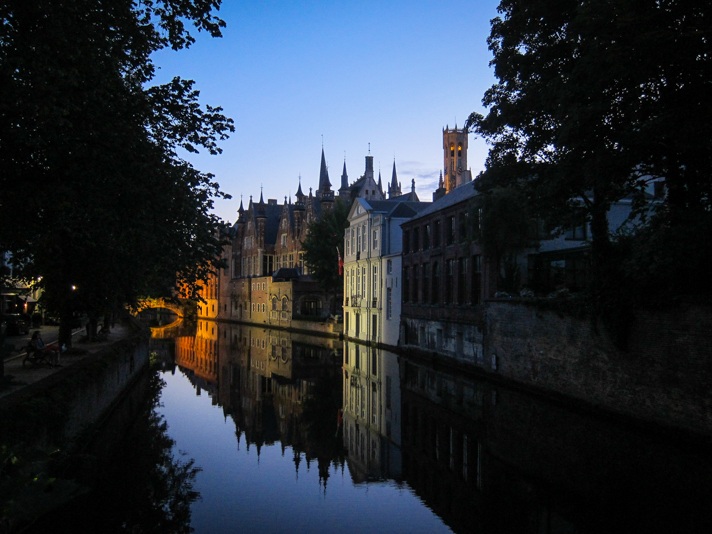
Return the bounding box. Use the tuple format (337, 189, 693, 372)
(469, 0, 712, 290)
(0, 1, 234, 345)
(302, 199, 350, 313)
(477, 186, 533, 293)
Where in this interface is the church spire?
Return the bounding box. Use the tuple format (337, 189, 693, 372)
(389, 159, 401, 198)
(318, 147, 331, 193)
(340, 159, 349, 190)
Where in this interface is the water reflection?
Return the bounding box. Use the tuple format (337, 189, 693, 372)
(35, 320, 711, 533)
(165, 324, 712, 533)
(26, 372, 201, 533)
(172, 321, 347, 486)
(395, 355, 712, 533)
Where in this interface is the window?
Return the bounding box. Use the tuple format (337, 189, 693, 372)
(413, 227, 419, 251)
(566, 221, 587, 240)
(424, 224, 430, 249)
(447, 216, 456, 245)
(433, 220, 441, 247)
(372, 229, 378, 249)
(386, 287, 392, 319)
(386, 259, 392, 274)
(403, 267, 410, 303)
(423, 263, 430, 304)
(372, 266, 378, 298)
(459, 212, 468, 242)
(361, 267, 366, 296)
(471, 255, 482, 304)
(458, 257, 467, 304)
(413, 264, 419, 303)
(446, 259, 454, 302)
(386, 376, 392, 409)
(431, 261, 439, 304)
(403, 229, 410, 253)
(281, 233, 287, 246)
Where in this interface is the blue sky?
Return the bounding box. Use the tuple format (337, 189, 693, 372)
(152, 0, 500, 223)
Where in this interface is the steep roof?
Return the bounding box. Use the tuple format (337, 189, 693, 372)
(409, 181, 478, 221)
(318, 148, 331, 191)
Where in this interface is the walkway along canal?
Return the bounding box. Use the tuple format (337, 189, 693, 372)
(0, 318, 150, 531)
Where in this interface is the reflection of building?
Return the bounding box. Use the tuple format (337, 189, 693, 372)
(342, 341, 402, 482)
(173, 321, 344, 484)
(174, 319, 219, 396)
(400, 358, 489, 533)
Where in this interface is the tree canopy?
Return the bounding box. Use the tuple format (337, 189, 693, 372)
(0, 1, 234, 343)
(469, 0, 711, 298)
(302, 199, 350, 309)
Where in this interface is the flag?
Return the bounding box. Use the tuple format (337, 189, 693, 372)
(336, 246, 343, 276)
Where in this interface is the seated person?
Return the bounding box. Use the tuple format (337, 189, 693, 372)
(30, 331, 60, 366)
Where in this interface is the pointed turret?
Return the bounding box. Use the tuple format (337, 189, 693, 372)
(340, 160, 349, 190)
(388, 159, 402, 198)
(256, 189, 266, 218)
(295, 176, 305, 203)
(338, 159, 351, 201)
(377, 170, 383, 195)
(237, 196, 245, 220)
(318, 148, 331, 194)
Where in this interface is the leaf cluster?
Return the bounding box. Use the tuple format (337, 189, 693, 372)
(471, 0, 712, 238)
(470, 0, 712, 300)
(0, 1, 234, 330)
(302, 199, 350, 297)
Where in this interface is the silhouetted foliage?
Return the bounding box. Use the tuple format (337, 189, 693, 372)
(302, 199, 350, 307)
(469, 0, 711, 303)
(0, 1, 234, 346)
(478, 186, 533, 292)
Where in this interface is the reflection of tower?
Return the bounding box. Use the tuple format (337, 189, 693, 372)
(443, 126, 471, 193)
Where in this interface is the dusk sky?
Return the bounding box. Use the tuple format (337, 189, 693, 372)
(152, 0, 500, 223)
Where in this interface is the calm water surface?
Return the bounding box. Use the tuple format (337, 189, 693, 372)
(157, 368, 449, 534)
(32, 319, 712, 533)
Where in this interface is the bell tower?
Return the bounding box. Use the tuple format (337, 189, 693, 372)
(443, 126, 471, 193)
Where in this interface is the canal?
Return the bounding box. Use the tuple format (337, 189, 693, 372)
(32, 319, 712, 533)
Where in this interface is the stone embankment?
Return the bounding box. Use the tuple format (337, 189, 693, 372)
(0, 318, 150, 450)
(483, 300, 712, 439)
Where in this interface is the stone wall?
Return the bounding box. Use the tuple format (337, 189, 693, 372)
(0, 321, 150, 450)
(484, 300, 712, 437)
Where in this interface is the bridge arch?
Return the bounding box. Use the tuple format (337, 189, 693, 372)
(134, 298, 186, 318)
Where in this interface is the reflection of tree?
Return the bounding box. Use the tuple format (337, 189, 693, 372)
(300, 372, 346, 493)
(27, 372, 202, 532)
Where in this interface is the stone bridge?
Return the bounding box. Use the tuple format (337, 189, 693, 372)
(134, 298, 187, 318)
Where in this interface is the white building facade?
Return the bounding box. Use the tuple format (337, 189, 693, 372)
(342, 198, 429, 347)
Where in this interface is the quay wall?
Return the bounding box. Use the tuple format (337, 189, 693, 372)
(0, 320, 150, 450)
(483, 300, 712, 438)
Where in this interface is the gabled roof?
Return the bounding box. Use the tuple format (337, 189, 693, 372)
(349, 197, 431, 221)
